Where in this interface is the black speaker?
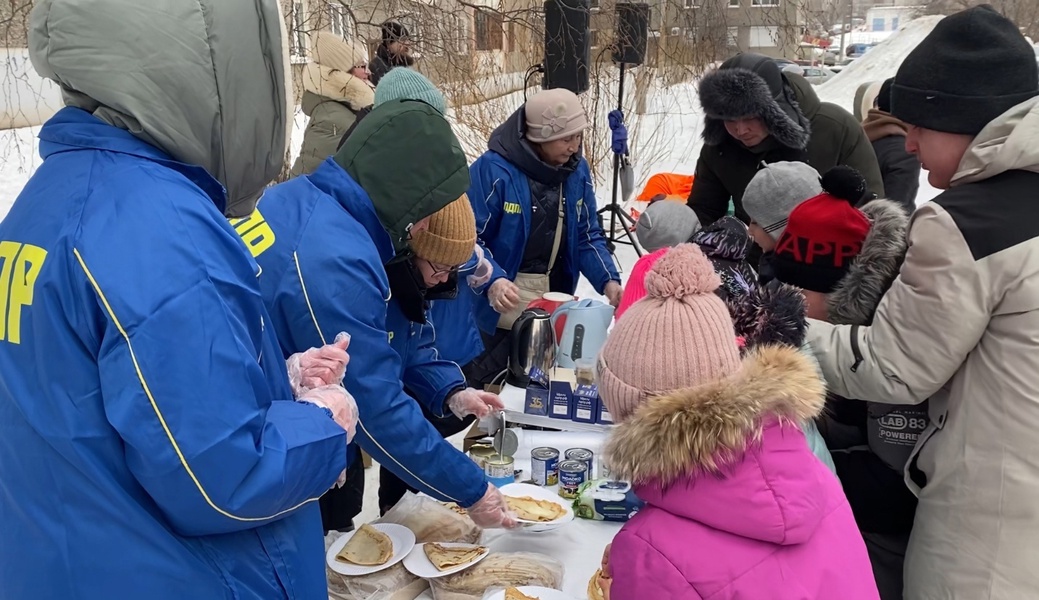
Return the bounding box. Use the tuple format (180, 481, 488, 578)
(543, 0, 590, 94)
(613, 2, 649, 66)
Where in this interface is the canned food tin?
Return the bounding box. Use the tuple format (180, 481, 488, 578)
(531, 447, 560, 486)
(565, 448, 594, 477)
(485, 455, 516, 489)
(558, 460, 588, 499)
(469, 443, 496, 470)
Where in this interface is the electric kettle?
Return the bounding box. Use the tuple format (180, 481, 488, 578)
(551, 299, 615, 368)
(508, 308, 556, 387)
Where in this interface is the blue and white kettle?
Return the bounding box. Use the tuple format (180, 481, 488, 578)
(550, 299, 615, 368)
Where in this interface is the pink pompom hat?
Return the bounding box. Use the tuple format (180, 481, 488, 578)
(596, 243, 743, 422)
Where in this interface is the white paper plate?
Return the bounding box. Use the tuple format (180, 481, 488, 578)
(500, 482, 575, 533)
(403, 542, 491, 578)
(483, 586, 575, 600)
(326, 523, 416, 576)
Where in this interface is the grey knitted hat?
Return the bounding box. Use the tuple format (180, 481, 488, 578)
(742, 161, 822, 241)
(635, 201, 702, 253)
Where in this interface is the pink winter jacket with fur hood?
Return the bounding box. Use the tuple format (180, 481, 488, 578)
(605, 346, 879, 600)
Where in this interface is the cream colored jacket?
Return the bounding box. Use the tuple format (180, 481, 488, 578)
(808, 96, 1039, 600)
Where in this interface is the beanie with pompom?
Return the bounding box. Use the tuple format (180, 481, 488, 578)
(771, 166, 872, 293)
(597, 243, 742, 422)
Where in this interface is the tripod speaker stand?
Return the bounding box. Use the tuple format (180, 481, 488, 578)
(597, 2, 649, 258)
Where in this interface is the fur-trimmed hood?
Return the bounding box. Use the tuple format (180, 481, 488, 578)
(699, 54, 811, 150)
(607, 345, 824, 480)
(826, 199, 909, 325)
(300, 63, 375, 113)
(605, 345, 829, 544)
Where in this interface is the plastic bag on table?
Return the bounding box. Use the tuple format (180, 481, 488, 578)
(377, 491, 482, 544)
(324, 531, 427, 600)
(428, 552, 564, 600)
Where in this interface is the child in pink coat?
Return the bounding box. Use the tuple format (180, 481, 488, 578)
(597, 244, 879, 600)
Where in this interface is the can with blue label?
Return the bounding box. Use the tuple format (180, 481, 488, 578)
(565, 448, 594, 478)
(531, 447, 560, 487)
(558, 460, 589, 499)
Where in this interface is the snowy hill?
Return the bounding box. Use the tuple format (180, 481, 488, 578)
(816, 16, 944, 111)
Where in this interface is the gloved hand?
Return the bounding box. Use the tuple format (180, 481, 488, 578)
(488, 278, 521, 314)
(447, 387, 505, 419)
(287, 332, 351, 396)
(299, 384, 358, 443)
(467, 245, 494, 289)
(604, 281, 623, 308)
(467, 484, 519, 529)
(608, 109, 629, 156)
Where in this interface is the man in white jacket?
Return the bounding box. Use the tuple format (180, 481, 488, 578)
(806, 6, 1039, 599)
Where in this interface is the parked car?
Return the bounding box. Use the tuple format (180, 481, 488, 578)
(845, 43, 875, 58)
(802, 66, 835, 85)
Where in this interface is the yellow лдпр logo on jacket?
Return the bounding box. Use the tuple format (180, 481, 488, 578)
(231, 211, 276, 258)
(503, 202, 522, 215)
(0, 241, 47, 345)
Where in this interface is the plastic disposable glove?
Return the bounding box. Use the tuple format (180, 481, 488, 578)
(467, 484, 519, 529)
(299, 384, 358, 443)
(604, 281, 623, 308)
(488, 278, 521, 314)
(467, 245, 494, 289)
(446, 387, 505, 419)
(287, 332, 351, 396)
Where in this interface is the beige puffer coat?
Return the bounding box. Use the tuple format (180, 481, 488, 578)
(807, 96, 1039, 599)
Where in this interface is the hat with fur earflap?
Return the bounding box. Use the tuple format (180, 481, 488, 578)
(698, 53, 811, 150)
(597, 243, 743, 422)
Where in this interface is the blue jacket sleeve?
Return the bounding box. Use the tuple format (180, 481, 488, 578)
(80, 222, 347, 538)
(294, 246, 489, 507)
(575, 167, 621, 293)
(469, 159, 508, 290)
(402, 322, 467, 418)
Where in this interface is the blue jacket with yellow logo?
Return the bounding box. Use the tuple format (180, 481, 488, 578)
(0, 108, 348, 599)
(439, 107, 620, 337)
(385, 298, 468, 414)
(242, 158, 488, 508)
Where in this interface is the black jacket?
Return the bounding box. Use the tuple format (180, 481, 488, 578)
(689, 55, 884, 227)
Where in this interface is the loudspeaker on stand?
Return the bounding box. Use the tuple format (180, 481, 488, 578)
(613, 2, 649, 66)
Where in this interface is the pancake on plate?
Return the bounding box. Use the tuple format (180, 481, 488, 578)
(335, 523, 393, 566)
(423, 543, 488, 571)
(505, 588, 541, 600)
(504, 496, 566, 522)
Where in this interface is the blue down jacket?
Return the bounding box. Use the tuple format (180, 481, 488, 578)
(0, 108, 348, 599)
(244, 158, 488, 507)
(437, 108, 620, 338)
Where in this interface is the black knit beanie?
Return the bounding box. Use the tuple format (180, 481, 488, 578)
(381, 21, 410, 44)
(876, 78, 894, 113)
(892, 5, 1038, 136)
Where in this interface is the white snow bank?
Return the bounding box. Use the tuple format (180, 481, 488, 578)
(817, 16, 943, 112)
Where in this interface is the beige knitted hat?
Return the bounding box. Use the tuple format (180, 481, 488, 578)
(411, 194, 477, 267)
(311, 31, 369, 72)
(597, 243, 743, 422)
(524, 88, 589, 143)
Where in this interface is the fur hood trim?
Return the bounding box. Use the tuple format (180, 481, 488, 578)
(300, 63, 375, 112)
(826, 199, 909, 326)
(699, 67, 811, 150)
(605, 345, 824, 484)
